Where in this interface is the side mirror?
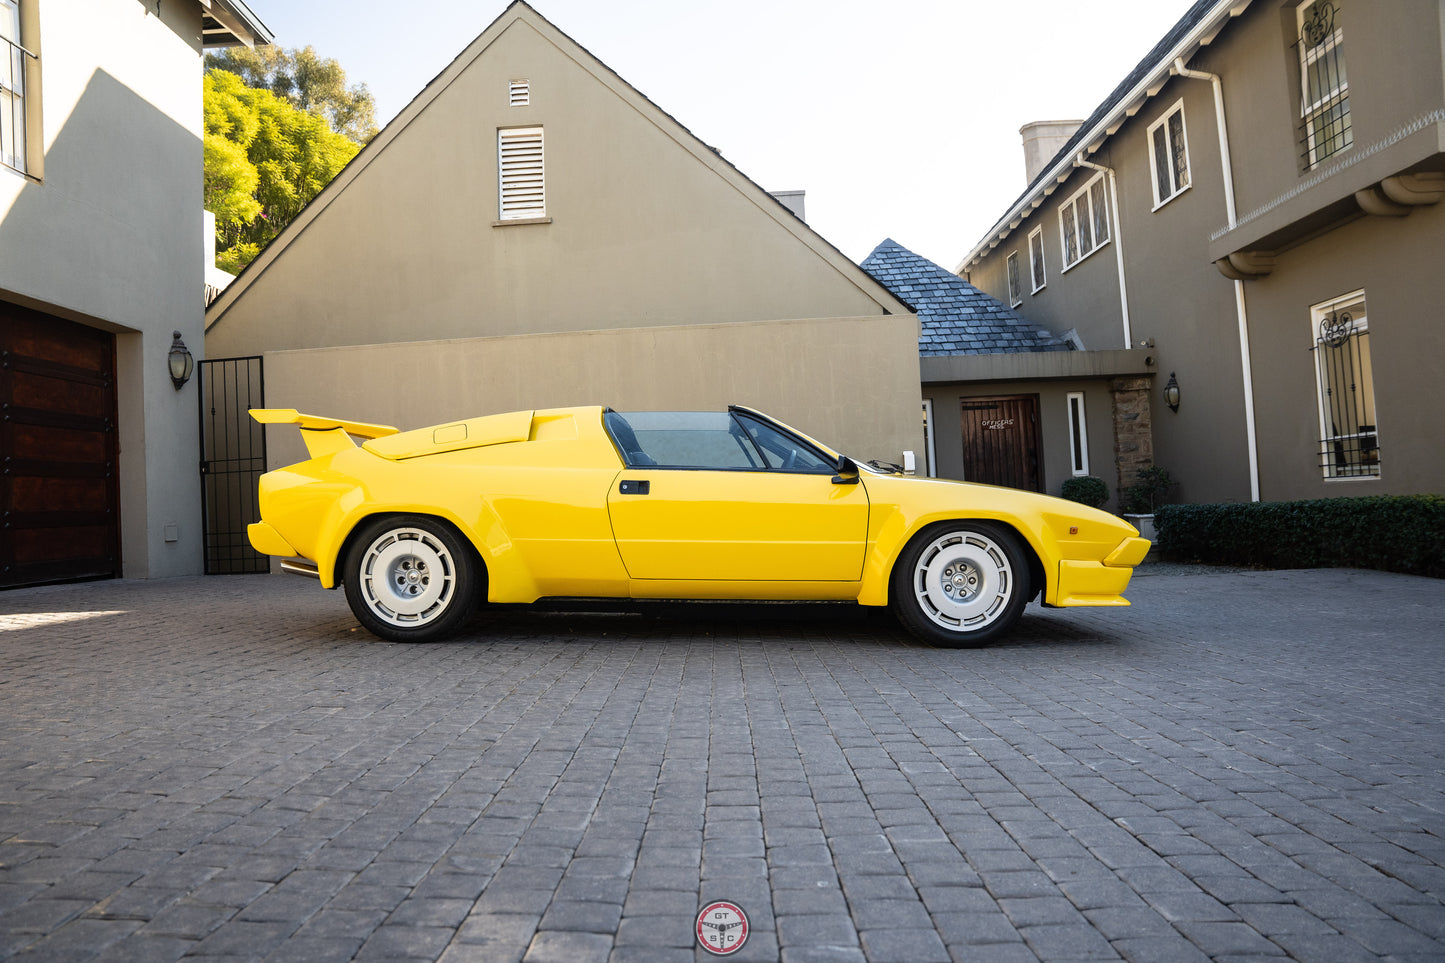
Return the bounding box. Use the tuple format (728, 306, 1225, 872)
(832, 455, 859, 485)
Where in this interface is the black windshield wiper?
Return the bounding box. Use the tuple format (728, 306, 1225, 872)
(867, 459, 904, 474)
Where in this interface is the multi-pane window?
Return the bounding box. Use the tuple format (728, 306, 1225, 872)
(1148, 101, 1190, 206)
(1, 0, 26, 174)
(1028, 227, 1045, 292)
(1297, 0, 1350, 169)
(1006, 251, 1022, 306)
(1066, 392, 1089, 476)
(498, 127, 545, 220)
(1060, 174, 1110, 269)
(1312, 290, 1377, 478)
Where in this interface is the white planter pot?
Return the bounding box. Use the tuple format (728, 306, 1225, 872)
(1122, 513, 1156, 541)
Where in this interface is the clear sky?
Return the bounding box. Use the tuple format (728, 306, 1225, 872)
(236, 0, 1197, 270)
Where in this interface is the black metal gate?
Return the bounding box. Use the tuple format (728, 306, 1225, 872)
(199, 356, 268, 574)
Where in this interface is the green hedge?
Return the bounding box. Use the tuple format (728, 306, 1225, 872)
(1154, 495, 1445, 578)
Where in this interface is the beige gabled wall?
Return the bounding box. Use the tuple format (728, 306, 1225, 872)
(206, 10, 904, 355)
(206, 4, 922, 468)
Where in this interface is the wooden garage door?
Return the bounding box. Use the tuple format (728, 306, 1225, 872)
(959, 394, 1044, 492)
(0, 303, 121, 587)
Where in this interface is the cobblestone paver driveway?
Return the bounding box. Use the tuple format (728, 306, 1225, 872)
(1, 567, 1443, 961)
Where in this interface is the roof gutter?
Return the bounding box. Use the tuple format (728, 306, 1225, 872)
(956, 0, 1253, 273)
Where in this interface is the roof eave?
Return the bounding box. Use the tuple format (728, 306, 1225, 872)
(201, 0, 274, 49)
(955, 0, 1252, 274)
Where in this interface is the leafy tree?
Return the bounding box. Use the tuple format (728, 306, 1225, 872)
(204, 69, 362, 273)
(204, 45, 378, 143)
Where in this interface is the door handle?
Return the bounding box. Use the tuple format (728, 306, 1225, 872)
(618, 479, 650, 495)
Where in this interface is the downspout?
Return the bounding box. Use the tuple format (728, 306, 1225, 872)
(1076, 156, 1132, 349)
(1173, 59, 1259, 501)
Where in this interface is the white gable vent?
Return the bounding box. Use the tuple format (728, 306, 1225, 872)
(498, 127, 545, 220)
(509, 80, 529, 106)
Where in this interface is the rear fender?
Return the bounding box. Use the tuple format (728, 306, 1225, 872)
(324, 502, 536, 601)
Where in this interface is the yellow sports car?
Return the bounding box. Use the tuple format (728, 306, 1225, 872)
(247, 405, 1148, 646)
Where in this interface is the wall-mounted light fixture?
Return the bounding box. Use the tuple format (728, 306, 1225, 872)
(1163, 371, 1181, 413)
(168, 330, 194, 390)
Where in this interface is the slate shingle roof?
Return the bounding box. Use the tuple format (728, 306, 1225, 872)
(861, 239, 1072, 357)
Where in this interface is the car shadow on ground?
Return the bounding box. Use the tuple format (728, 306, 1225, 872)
(416, 599, 1132, 652)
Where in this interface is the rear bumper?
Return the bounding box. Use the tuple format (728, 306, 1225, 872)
(248, 521, 296, 558)
(1051, 536, 1151, 607)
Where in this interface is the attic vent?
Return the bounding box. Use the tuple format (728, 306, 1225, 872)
(509, 80, 529, 106)
(498, 127, 545, 220)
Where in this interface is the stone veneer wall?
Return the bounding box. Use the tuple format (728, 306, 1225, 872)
(1110, 376, 1155, 503)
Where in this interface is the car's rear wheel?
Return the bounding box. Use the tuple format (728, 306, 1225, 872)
(343, 515, 477, 643)
(891, 521, 1029, 647)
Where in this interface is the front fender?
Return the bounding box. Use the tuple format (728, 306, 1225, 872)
(854, 475, 1139, 606)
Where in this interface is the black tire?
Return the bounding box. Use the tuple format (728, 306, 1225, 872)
(890, 521, 1030, 648)
(342, 515, 477, 643)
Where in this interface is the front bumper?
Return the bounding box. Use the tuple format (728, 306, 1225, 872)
(1052, 536, 1151, 607)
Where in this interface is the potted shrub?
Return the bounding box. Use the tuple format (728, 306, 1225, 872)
(1119, 465, 1175, 540)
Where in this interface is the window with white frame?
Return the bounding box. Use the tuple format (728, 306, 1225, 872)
(509, 80, 530, 106)
(1, 0, 27, 174)
(1297, 0, 1350, 169)
(1311, 290, 1377, 478)
(498, 127, 545, 220)
(1006, 251, 1022, 306)
(1148, 100, 1190, 207)
(1059, 174, 1110, 269)
(1066, 392, 1089, 476)
(1028, 227, 1046, 293)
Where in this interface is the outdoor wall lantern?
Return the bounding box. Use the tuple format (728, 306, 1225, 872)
(168, 330, 194, 390)
(1163, 371, 1181, 413)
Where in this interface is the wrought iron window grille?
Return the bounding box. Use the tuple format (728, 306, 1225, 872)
(1311, 303, 1378, 478)
(1295, 1, 1351, 171)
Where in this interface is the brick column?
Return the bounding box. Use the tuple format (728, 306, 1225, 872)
(1110, 376, 1155, 505)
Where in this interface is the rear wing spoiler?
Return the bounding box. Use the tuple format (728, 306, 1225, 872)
(250, 408, 400, 459)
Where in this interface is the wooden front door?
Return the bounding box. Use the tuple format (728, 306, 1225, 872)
(0, 302, 121, 587)
(959, 395, 1044, 491)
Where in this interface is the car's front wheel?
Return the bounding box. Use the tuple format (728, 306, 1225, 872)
(891, 521, 1029, 647)
(342, 515, 477, 643)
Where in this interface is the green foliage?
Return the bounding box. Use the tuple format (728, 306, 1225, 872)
(1155, 495, 1445, 578)
(1120, 465, 1175, 515)
(1060, 475, 1109, 509)
(204, 69, 362, 272)
(204, 45, 378, 143)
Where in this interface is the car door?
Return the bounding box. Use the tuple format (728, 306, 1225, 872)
(604, 411, 869, 582)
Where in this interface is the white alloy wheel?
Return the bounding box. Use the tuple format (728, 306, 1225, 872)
(890, 521, 1031, 647)
(357, 527, 458, 627)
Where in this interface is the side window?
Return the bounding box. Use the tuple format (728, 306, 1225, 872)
(1311, 291, 1376, 478)
(1006, 251, 1022, 306)
(608, 411, 760, 469)
(1297, 0, 1350, 169)
(1028, 227, 1046, 293)
(1148, 100, 1190, 207)
(1, 0, 30, 175)
(734, 415, 835, 473)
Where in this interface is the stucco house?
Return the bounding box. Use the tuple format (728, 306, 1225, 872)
(0, 0, 271, 588)
(959, 0, 1444, 505)
(204, 1, 923, 512)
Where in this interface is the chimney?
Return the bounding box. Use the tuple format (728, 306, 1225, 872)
(770, 190, 806, 222)
(1020, 120, 1083, 184)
